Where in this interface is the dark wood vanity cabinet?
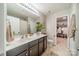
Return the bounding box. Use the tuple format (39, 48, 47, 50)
(29, 45, 38, 56)
(28, 40, 38, 56)
(6, 36, 47, 56)
(43, 36, 47, 51)
(18, 49, 28, 56)
(6, 44, 28, 56)
(38, 38, 44, 55)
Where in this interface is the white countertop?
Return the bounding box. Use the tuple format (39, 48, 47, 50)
(6, 33, 46, 51)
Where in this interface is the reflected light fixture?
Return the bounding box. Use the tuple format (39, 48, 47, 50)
(17, 3, 40, 17)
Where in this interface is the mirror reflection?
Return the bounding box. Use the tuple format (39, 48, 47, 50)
(6, 4, 46, 43)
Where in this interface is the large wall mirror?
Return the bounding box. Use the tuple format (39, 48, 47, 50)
(6, 15, 28, 42)
(6, 3, 39, 43)
(7, 16, 20, 35)
(6, 15, 37, 42)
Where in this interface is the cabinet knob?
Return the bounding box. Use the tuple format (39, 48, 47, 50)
(30, 50, 32, 53)
(26, 53, 28, 56)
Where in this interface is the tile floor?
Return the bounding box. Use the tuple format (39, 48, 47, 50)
(42, 37, 72, 56)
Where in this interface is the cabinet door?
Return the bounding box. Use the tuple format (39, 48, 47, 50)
(6, 44, 28, 56)
(44, 39, 47, 50)
(39, 42, 43, 55)
(44, 37, 47, 51)
(29, 45, 38, 56)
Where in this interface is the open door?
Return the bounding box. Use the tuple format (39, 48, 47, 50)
(56, 16, 68, 46)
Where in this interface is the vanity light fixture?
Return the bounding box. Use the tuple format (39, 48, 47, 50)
(17, 3, 40, 17)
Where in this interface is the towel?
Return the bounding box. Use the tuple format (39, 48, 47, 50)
(6, 21, 14, 42)
(68, 14, 76, 38)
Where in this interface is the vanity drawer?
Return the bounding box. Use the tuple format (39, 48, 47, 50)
(6, 43, 28, 56)
(18, 50, 28, 56)
(28, 40, 38, 48)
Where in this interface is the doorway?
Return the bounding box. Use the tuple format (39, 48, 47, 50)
(56, 16, 68, 47)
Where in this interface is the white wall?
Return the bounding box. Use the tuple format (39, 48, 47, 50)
(46, 9, 71, 44)
(46, 13, 55, 40)
(75, 4, 79, 55)
(36, 13, 46, 25)
(0, 4, 5, 55)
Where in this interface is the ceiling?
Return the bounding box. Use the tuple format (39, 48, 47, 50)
(31, 3, 72, 15)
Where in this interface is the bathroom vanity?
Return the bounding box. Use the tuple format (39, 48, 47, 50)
(6, 34, 47, 56)
(6, 4, 47, 56)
